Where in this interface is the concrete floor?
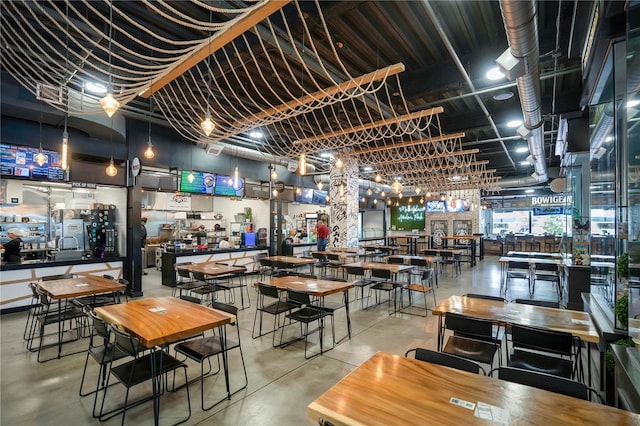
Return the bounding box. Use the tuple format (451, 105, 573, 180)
(1, 256, 560, 425)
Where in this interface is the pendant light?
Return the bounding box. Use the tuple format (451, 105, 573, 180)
(61, 3, 69, 171)
(270, 164, 278, 180)
(391, 179, 402, 194)
(144, 96, 155, 159)
(34, 106, 47, 167)
(201, 12, 215, 136)
(335, 157, 343, 168)
(299, 153, 306, 175)
(105, 117, 117, 177)
(233, 165, 240, 189)
(100, 3, 120, 117)
(317, 181, 323, 190)
(374, 173, 382, 183)
(186, 144, 194, 183)
(61, 116, 69, 170)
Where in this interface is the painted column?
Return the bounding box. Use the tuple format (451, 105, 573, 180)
(329, 157, 359, 248)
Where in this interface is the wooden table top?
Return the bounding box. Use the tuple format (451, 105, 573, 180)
(37, 275, 126, 300)
(257, 276, 354, 297)
(342, 262, 414, 273)
(267, 256, 316, 265)
(308, 351, 640, 425)
(432, 296, 599, 344)
(385, 254, 442, 263)
(327, 247, 359, 253)
(422, 248, 462, 255)
(176, 262, 246, 276)
(94, 297, 234, 348)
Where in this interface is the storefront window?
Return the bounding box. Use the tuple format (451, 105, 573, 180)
(491, 210, 530, 235)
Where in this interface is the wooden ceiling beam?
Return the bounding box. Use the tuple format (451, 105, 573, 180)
(141, 1, 291, 98)
(293, 107, 444, 145)
(349, 132, 465, 155)
(233, 62, 406, 127)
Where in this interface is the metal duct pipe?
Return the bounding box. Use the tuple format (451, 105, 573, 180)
(208, 142, 316, 173)
(499, 0, 548, 183)
(313, 175, 391, 193)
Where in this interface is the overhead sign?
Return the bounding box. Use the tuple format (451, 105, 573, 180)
(167, 193, 191, 211)
(530, 194, 572, 207)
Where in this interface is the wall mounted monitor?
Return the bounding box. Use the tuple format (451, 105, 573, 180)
(214, 174, 244, 197)
(446, 199, 471, 212)
(0, 143, 65, 181)
(179, 170, 215, 194)
(295, 188, 314, 204)
(425, 200, 446, 213)
(312, 189, 328, 205)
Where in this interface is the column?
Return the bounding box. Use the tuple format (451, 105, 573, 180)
(329, 157, 359, 248)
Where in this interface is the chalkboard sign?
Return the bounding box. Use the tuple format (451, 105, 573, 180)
(431, 220, 448, 247)
(453, 220, 472, 236)
(390, 201, 425, 231)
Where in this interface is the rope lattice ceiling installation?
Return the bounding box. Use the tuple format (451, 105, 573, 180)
(1, 0, 499, 192)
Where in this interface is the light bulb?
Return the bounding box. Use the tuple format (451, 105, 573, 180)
(317, 181, 323, 190)
(271, 169, 278, 180)
(187, 171, 195, 183)
(144, 140, 155, 159)
(420, 198, 424, 204)
(105, 158, 118, 177)
(296, 187, 301, 195)
(335, 158, 343, 168)
(61, 130, 68, 170)
(409, 197, 413, 203)
(399, 193, 403, 199)
(367, 188, 372, 196)
(375, 174, 382, 182)
(272, 188, 278, 197)
(200, 109, 215, 136)
(381, 191, 386, 197)
(234, 166, 239, 189)
(299, 153, 306, 175)
(387, 199, 391, 205)
(427, 191, 431, 197)
(415, 187, 421, 194)
(391, 180, 402, 194)
(100, 93, 120, 118)
(373, 198, 377, 204)
(34, 149, 47, 167)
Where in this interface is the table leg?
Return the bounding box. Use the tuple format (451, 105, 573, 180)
(57, 299, 62, 359)
(151, 347, 160, 426)
(471, 241, 476, 267)
(437, 314, 444, 351)
(221, 326, 231, 398)
(344, 290, 352, 339)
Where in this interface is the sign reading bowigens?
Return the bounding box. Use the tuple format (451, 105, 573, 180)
(530, 194, 573, 207)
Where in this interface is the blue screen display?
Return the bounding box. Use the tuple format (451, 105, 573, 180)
(295, 188, 314, 203)
(425, 200, 446, 213)
(312, 190, 327, 205)
(1, 144, 65, 181)
(214, 174, 244, 197)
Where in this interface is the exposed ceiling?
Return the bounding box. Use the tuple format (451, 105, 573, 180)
(0, 0, 593, 193)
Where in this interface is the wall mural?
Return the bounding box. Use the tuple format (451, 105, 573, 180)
(329, 158, 359, 248)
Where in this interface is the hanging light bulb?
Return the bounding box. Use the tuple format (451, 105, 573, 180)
(398, 193, 403, 199)
(105, 157, 118, 177)
(272, 188, 278, 197)
(299, 153, 307, 175)
(395, 201, 399, 207)
(373, 198, 378, 205)
(381, 191, 386, 197)
(144, 140, 155, 159)
(335, 157, 343, 168)
(391, 180, 402, 194)
(367, 188, 373, 196)
(340, 183, 344, 197)
(317, 181, 323, 190)
(409, 197, 413, 203)
(296, 187, 301, 195)
(387, 199, 392, 205)
(326, 195, 330, 202)
(61, 128, 68, 170)
(415, 187, 421, 194)
(200, 108, 215, 136)
(34, 148, 47, 167)
(362, 197, 366, 203)
(440, 194, 445, 201)
(270, 165, 278, 180)
(375, 173, 382, 182)
(420, 198, 424, 204)
(187, 171, 195, 183)
(100, 93, 120, 118)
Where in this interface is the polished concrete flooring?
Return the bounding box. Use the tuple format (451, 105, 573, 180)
(1, 256, 561, 425)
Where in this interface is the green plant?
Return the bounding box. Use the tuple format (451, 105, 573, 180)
(615, 292, 629, 328)
(617, 252, 629, 280)
(605, 338, 631, 375)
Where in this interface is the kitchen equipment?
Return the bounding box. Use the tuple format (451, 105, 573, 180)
(53, 236, 83, 261)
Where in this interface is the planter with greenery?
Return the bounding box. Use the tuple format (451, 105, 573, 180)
(605, 338, 631, 375)
(617, 252, 629, 281)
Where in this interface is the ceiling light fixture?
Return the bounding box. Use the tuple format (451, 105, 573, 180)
(61, 121, 68, 170)
(525, 189, 534, 193)
(201, 107, 215, 136)
(507, 119, 523, 128)
(249, 130, 263, 139)
(367, 188, 373, 196)
(100, 4, 120, 118)
(299, 153, 307, 175)
(317, 181, 323, 190)
(374, 173, 382, 182)
(520, 160, 531, 166)
(85, 82, 107, 95)
(391, 180, 402, 194)
(144, 96, 155, 159)
(373, 198, 377, 205)
(270, 165, 278, 180)
(415, 187, 421, 194)
(381, 191, 386, 197)
(234, 166, 240, 189)
(516, 147, 528, 153)
(486, 66, 505, 81)
(627, 99, 640, 108)
(335, 157, 343, 168)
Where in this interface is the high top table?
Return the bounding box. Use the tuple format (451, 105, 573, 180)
(308, 351, 640, 425)
(175, 262, 249, 308)
(37, 274, 126, 360)
(95, 297, 235, 425)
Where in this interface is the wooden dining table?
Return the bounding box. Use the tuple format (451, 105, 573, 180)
(256, 276, 354, 351)
(37, 274, 126, 360)
(384, 254, 442, 286)
(307, 351, 640, 425)
(175, 262, 249, 307)
(95, 297, 235, 425)
(441, 235, 482, 266)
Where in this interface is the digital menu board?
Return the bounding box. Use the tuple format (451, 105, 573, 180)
(179, 170, 215, 194)
(214, 174, 244, 197)
(1, 144, 65, 181)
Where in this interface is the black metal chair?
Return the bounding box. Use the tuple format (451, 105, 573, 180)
(405, 348, 486, 375)
(252, 283, 297, 345)
(99, 326, 191, 425)
(213, 263, 250, 309)
(311, 252, 328, 277)
(490, 367, 600, 401)
(345, 265, 371, 308)
(367, 268, 402, 314)
(400, 269, 436, 317)
(508, 324, 581, 381)
(409, 257, 436, 288)
(257, 257, 274, 281)
(78, 307, 130, 418)
(532, 263, 562, 301)
(442, 313, 501, 369)
(505, 260, 531, 293)
(173, 301, 248, 410)
(280, 288, 332, 359)
(325, 253, 343, 278)
(173, 262, 201, 297)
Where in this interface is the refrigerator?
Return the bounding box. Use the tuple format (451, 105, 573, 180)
(306, 214, 318, 243)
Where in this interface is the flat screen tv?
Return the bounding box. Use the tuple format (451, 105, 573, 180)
(1, 143, 65, 181)
(179, 170, 215, 194)
(446, 199, 471, 212)
(295, 188, 314, 204)
(312, 189, 328, 205)
(425, 200, 446, 213)
(214, 174, 244, 197)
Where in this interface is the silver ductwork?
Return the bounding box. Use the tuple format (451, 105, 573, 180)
(313, 175, 392, 193)
(206, 142, 316, 173)
(499, 0, 548, 184)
